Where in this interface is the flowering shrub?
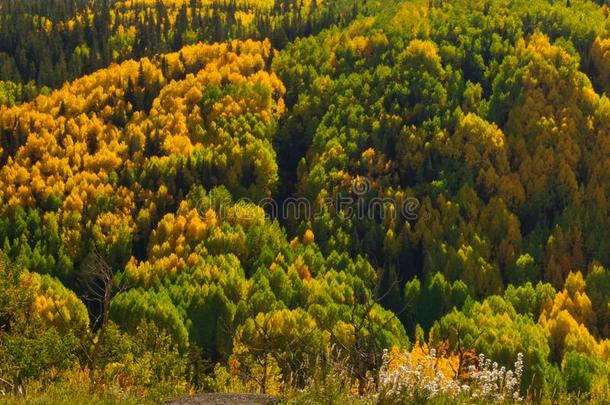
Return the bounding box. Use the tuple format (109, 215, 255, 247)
(467, 353, 523, 402)
(376, 346, 524, 404)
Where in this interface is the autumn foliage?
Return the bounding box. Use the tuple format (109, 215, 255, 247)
(0, 0, 609, 402)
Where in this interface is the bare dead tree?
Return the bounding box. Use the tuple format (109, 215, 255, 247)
(437, 324, 484, 379)
(327, 275, 412, 396)
(228, 312, 325, 395)
(78, 249, 128, 388)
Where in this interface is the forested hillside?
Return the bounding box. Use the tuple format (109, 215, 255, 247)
(0, 0, 609, 403)
(0, 0, 356, 101)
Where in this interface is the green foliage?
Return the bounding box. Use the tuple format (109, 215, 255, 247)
(403, 272, 469, 331)
(504, 281, 556, 318)
(0, 256, 83, 391)
(430, 296, 554, 395)
(2, 329, 79, 382)
(110, 289, 189, 352)
(0, 0, 609, 401)
(562, 351, 608, 394)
